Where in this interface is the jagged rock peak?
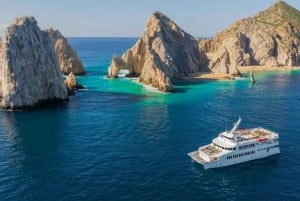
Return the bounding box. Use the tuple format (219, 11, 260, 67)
(150, 11, 177, 25)
(152, 11, 167, 18)
(145, 11, 186, 37)
(149, 11, 171, 23)
(256, 1, 300, 23)
(200, 1, 300, 73)
(13, 16, 37, 26)
(46, 28, 86, 75)
(108, 11, 207, 92)
(46, 28, 64, 39)
(0, 16, 68, 110)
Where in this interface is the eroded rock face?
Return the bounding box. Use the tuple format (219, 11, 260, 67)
(108, 11, 207, 92)
(0, 17, 68, 110)
(201, 1, 300, 72)
(108, 2, 300, 91)
(64, 72, 84, 96)
(65, 72, 83, 90)
(46, 28, 85, 75)
(108, 54, 125, 78)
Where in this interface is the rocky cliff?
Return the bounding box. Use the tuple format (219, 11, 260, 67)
(108, 1, 300, 92)
(108, 11, 207, 92)
(201, 1, 300, 73)
(0, 17, 68, 110)
(46, 28, 85, 75)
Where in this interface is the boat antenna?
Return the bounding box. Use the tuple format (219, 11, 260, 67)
(229, 117, 242, 135)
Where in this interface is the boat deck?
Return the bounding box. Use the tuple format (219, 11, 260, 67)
(200, 144, 222, 156)
(188, 151, 206, 163)
(236, 128, 276, 140)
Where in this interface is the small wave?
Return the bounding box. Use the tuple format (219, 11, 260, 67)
(235, 77, 246, 80)
(143, 85, 168, 94)
(130, 79, 168, 94)
(78, 88, 89, 91)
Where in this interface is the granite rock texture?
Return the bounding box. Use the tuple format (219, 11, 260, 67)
(46, 28, 85, 75)
(108, 1, 300, 91)
(108, 11, 207, 92)
(65, 72, 83, 90)
(201, 1, 300, 72)
(0, 17, 68, 109)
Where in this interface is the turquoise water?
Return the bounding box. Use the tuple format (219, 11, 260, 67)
(0, 38, 300, 201)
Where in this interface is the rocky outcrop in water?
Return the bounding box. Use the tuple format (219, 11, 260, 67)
(201, 1, 300, 72)
(250, 71, 256, 83)
(108, 1, 300, 92)
(46, 28, 85, 75)
(108, 11, 207, 92)
(65, 72, 84, 96)
(0, 17, 68, 110)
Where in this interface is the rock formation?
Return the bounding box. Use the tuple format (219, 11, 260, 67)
(0, 16, 68, 110)
(108, 11, 208, 92)
(108, 1, 300, 92)
(201, 1, 300, 73)
(250, 71, 256, 83)
(65, 72, 83, 91)
(46, 28, 85, 75)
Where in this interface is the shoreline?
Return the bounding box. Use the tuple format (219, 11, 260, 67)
(179, 66, 300, 82)
(237, 66, 300, 73)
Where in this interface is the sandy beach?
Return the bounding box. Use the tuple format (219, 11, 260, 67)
(237, 66, 300, 73)
(180, 66, 300, 82)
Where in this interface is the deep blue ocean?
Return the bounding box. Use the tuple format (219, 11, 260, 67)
(0, 38, 300, 201)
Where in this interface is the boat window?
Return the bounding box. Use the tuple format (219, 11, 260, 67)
(214, 143, 234, 151)
(222, 135, 233, 140)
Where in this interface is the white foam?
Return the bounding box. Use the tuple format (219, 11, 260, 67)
(117, 69, 130, 78)
(234, 76, 246, 80)
(143, 85, 167, 94)
(130, 79, 168, 94)
(78, 88, 88, 91)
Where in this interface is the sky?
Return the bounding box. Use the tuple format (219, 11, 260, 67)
(1, 0, 300, 37)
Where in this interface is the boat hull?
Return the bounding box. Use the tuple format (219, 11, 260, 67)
(188, 148, 280, 169)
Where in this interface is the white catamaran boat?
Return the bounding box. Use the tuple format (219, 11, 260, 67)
(188, 117, 280, 169)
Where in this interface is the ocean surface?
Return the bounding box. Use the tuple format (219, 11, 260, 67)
(0, 38, 300, 201)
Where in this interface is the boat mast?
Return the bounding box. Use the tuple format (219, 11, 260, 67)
(229, 117, 242, 135)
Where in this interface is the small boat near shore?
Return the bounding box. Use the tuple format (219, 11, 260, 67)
(188, 117, 280, 169)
